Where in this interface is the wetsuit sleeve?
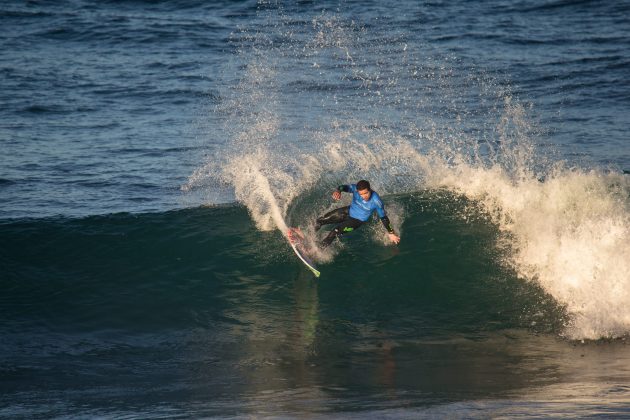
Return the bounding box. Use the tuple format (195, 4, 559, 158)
(380, 215, 395, 234)
(337, 185, 350, 192)
(375, 197, 395, 234)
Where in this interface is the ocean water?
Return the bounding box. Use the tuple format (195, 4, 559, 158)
(1, 0, 630, 418)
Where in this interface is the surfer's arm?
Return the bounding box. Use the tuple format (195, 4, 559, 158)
(332, 185, 350, 200)
(381, 216, 401, 244)
(380, 215, 395, 234)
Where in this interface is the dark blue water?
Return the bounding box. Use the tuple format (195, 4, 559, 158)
(2, 0, 630, 417)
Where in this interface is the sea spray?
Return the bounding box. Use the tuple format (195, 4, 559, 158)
(184, 9, 513, 250)
(186, 12, 436, 235)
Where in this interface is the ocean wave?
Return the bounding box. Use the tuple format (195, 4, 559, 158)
(0, 198, 566, 336)
(183, 7, 630, 341)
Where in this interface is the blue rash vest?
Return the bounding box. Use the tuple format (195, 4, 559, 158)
(346, 184, 386, 221)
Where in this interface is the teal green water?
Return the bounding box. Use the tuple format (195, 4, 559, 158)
(1, 192, 561, 335)
(3, 191, 629, 417)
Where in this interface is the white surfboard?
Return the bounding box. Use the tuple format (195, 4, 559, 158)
(287, 228, 320, 278)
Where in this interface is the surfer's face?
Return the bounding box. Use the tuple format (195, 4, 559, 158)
(358, 188, 371, 201)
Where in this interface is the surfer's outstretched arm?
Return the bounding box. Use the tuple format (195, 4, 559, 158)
(375, 199, 400, 245)
(380, 215, 401, 244)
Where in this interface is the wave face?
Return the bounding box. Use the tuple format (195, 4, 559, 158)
(0, 204, 562, 336)
(183, 6, 630, 340)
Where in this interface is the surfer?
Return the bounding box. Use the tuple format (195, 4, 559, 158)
(315, 180, 400, 247)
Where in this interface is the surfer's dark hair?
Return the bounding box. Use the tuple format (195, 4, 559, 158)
(356, 180, 371, 191)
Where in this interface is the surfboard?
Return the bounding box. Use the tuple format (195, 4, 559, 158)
(287, 227, 320, 278)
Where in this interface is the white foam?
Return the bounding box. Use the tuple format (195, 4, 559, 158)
(433, 163, 630, 339)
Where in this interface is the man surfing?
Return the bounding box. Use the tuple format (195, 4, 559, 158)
(315, 180, 400, 247)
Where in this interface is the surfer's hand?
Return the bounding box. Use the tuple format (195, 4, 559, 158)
(388, 233, 400, 244)
(332, 190, 341, 201)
